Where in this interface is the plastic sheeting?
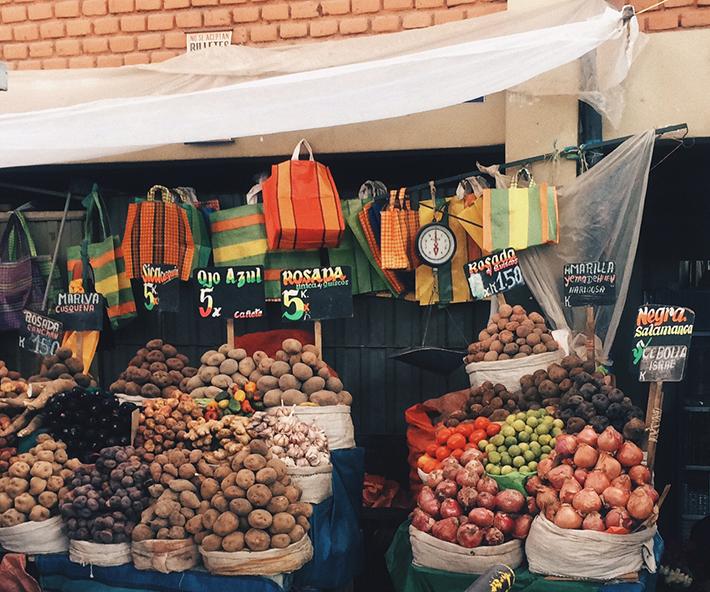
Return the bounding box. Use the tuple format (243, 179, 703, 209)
(0, 0, 641, 169)
(518, 130, 656, 362)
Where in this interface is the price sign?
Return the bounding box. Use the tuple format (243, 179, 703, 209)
(632, 304, 695, 382)
(54, 292, 105, 331)
(280, 266, 353, 322)
(563, 261, 616, 307)
(141, 264, 179, 312)
(194, 266, 265, 320)
(19, 309, 63, 356)
(464, 248, 524, 300)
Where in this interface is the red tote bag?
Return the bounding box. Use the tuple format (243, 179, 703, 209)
(262, 139, 345, 251)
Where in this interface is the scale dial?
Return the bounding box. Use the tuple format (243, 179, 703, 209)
(416, 222, 457, 267)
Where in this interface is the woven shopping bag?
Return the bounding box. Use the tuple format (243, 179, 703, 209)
(0, 212, 45, 330)
(172, 187, 212, 271)
(262, 139, 345, 250)
(482, 170, 559, 253)
(67, 185, 137, 330)
(8, 211, 63, 309)
(415, 195, 483, 306)
(380, 188, 420, 271)
(122, 185, 195, 281)
(328, 197, 388, 295)
(210, 203, 319, 300)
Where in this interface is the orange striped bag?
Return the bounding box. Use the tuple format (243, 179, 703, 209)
(122, 185, 195, 281)
(262, 140, 345, 251)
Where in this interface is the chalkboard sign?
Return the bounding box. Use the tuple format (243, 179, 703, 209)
(280, 266, 353, 322)
(632, 304, 695, 382)
(464, 248, 524, 300)
(563, 261, 616, 307)
(141, 264, 179, 313)
(54, 292, 104, 331)
(194, 266, 265, 320)
(19, 309, 63, 356)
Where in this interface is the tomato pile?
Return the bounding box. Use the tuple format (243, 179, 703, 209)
(417, 417, 501, 474)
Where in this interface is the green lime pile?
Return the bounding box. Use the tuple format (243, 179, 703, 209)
(478, 409, 564, 476)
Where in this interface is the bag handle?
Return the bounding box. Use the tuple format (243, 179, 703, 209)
(147, 185, 174, 202)
(9, 211, 38, 258)
(83, 184, 112, 243)
(0, 212, 30, 262)
(173, 187, 199, 205)
(511, 167, 536, 189)
(291, 139, 315, 162)
(358, 181, 388, 202)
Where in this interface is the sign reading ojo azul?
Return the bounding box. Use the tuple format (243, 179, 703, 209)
(194, 266, 265, 320)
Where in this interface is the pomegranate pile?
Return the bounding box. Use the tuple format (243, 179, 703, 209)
(412, 449, 536, 548)
(529, 425, 657, 532)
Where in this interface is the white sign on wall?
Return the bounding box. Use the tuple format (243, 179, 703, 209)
(186, 31, 233, 53)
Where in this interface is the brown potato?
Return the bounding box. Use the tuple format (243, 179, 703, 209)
(244, 528, 270, 551)
(213, 511, 239, 536)
(247, 509, 273, 530)
(270, 512, 296, 534)
(222, 531, 245, 552)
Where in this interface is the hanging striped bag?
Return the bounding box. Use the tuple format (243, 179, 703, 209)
(121, 185, 195, 281)
(482, 169, 559, 253)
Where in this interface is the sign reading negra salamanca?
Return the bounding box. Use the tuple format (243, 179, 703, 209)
(19, 309, 63, 356)
(280, 266, 353, 322)
(632, 304, 695, 382)
(194, 266, 265, 320)
(54, 291, 104, 331)
(563, 261, 616, 307)
(464, 248, 524, 300)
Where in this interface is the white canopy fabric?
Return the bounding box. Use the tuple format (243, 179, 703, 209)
(0, 0, 641, 169)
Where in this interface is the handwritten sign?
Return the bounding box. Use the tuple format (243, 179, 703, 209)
(464, 248, 524, 300)
(280, 266, 353, 322)
(632, 304, 695, 382)
(54, 292, 104, 331)
(19, 309, 63, 356)
(141, 264, 179, 312)
(194, 266, 265, 320)
(563, 261, 616, 307)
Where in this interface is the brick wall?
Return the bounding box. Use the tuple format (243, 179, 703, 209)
(0, 0, 708, 70)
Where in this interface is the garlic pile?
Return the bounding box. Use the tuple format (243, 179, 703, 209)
(185, 415, 250, 456)
(247, 408, 329, 468)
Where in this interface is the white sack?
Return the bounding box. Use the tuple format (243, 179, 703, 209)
(518, 130, 656, 362)
(0, 0, 641, 168)
(525, 515, 657, 580)
(409, 526, 523, 575)
(200, 535, 313, 576)
(287, 464, 333, 504)
(0, 516, 68, 555)
(131, 539, 198, 573)
(466, 350, 564, 391)
(69, 540, 132, 567)
(290, 405, 355, 450)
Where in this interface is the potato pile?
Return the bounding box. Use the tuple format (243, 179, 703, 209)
(134, 392, 203, 462)
(131, 448, 204, 542)
(109, 339, 198, 399)
(0, 434, 81, 527)
(248, 408, 329, 468)
(193, 441, 312, 553)
(29, 347, 96, 389)
(465, 304, 559, 364)
(60, 446, 150, 543)
(183, 344, 253, 400)
(185, 415, 251, 456)
(548, 354, 646, 440)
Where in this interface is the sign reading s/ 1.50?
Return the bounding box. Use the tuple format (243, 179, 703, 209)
(280, 266, 353, 322)
(194, 266, 265, 320)
(563, 261, 616, 307)
(632, 304, 695, 382)
(19, 309, 63, 356)
(464, 248, 524, 300)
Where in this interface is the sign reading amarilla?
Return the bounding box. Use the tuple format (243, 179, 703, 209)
(563, 261, 616, 307)
(632, 304, 695, 382)
(280, 266, 353, 322)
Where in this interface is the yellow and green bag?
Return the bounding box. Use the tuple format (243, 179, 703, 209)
(482, 174, 559, 253)
(210, 203, 319, 300)
(66, 185, 137, 330)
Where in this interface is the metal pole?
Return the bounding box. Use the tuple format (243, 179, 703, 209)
(41, 190, 72, 312)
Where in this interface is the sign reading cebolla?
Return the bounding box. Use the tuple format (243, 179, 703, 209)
(464, 248, 524, 300)
(563, 261, 616, 307)
(632, 304, 695, 382)
(54, 291, 105, 331)
(280, 266, 353, 322)
(19, 309, 63, 356)
(194, 266, 265, 320)
(141, 264, 180, 312)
